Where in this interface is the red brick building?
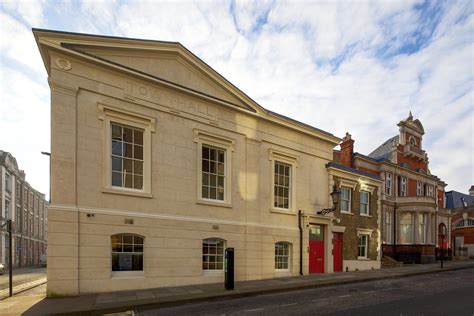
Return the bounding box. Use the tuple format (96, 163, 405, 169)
(446, 187, 474, 258)
(334, 113, 447, 263)
(0, 150, 48, 268)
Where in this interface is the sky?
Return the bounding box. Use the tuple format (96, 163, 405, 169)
(0, 0, 473, 199)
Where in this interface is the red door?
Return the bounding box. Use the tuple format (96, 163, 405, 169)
(333, 233, 343, 272)
(309, 225, 325, 273)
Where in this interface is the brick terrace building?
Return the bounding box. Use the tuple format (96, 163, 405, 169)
(327, 163, 383, 272)
(0, 150, 48, 268)
(334, 113, 447, 263)
(446, 187, 474, 258)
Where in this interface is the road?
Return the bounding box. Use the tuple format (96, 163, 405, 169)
(0, 268, 46, 290)
(136, 268, 474, 315)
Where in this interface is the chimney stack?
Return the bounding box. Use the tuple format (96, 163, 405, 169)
(340, 132, 354, 168)
(469, 185, 474, 196)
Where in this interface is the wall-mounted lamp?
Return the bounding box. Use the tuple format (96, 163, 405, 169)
(317, 184, 341, 216)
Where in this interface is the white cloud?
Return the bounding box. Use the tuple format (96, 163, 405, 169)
(1, 0, 46, 25)
(0, 65, 50, 195)
(0, 12, 46, 74)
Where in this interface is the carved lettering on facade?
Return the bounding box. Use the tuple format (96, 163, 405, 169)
(124, 81, 218, 120)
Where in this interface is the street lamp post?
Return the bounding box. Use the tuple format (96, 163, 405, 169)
(41, 151, 51, 203)
(440, 234, 445, 269)
(317, 185, 341, 216)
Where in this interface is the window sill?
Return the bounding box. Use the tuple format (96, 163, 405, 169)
(203, 270, 224, 276)
(197, 199, 232, 208)
(357, 257, 370, 261)
(103, 187, 153, 198)
(111, 271, 144, 278)
(270, 208, 297, 216)
(340, 211, 353, 215)
(360, 214, 372, 218)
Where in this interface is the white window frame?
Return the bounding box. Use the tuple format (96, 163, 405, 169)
(202, 238, 225, 273)
(4, 199, 11, 219)
(400, 212, 414, 244)
(201, 145, 227, 202)
(359, 191, 370, 216)
(455, 218, 474, 228)
(273, 161, 292, 210)
(275, 242, 291, 271)
(417, 181, 423, 196)
(5, 172, 11, 193)
(385, 211, 392, 244)
(111, 233, 144, 277)
(269, 149, 298, 213)
(340, 187, 352, 213)
(400, 176, 407, 197)
(427, 185, 434, 197)
(194, 130, 234, 207)
(357, 234, 369, 259)
(99, 104, 155, 197)
(385, 172, 392, 196)
(110, 123, 145, 191)
(418, 213, 427, 244)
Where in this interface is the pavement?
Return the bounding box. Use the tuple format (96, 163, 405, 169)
(0, 268, 47, 299)
(1, 260, 474, 316)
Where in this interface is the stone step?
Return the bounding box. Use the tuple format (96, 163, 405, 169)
(381, 256, 403, 268)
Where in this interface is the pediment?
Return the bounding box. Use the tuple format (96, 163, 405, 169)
(33, 29, 263, 113)
(76, 46, 250, 108)
(397, 112, 424, 135)
(2, 152, 20, 174)
(409, 119, 424, 134)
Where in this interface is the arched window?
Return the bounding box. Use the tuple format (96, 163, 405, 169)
(111, 234, 144, 271)
(275, 242, 291, 270)
(455, 219, 474, 228)
(409, 136, 417, 146)
(202, 238, 225, 271)
(438, 223, 447, 236)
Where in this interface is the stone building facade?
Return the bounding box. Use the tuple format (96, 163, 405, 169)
(34, 29, 383, 296)
(334, 113, 447, 264)
(0, 150, 48, 268)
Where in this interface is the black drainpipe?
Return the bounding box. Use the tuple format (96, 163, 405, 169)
(298, 210, 303, 275)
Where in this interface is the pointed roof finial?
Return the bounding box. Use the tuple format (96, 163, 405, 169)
(408, 110, 413, 120)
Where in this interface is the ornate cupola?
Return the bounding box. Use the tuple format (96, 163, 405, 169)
(397, 111, 427, 162)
